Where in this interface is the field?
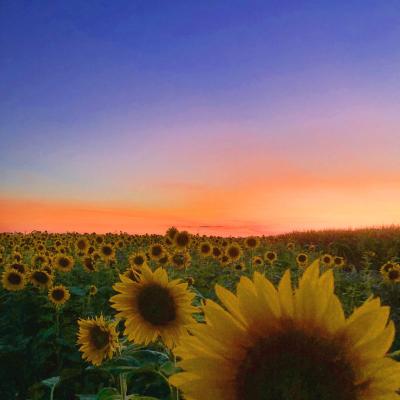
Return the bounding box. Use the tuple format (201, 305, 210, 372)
(1, 227, 400, 399)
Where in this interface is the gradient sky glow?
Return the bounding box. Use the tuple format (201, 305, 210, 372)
(1, 1, 400, 235)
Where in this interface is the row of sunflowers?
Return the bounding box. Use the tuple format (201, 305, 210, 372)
(1, 228, 400, 399)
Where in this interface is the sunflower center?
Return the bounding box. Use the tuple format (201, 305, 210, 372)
(228, 247, 239, 258)
(152, 246, 162, 256)
(58, 257, 70, 268)
(90, 326, 110, 349)
(236, 328, 358, 400)
(8, 273, 22, 285)
(134, 256, 144, 265)
(52, 289, 65, 301)
(137, 284, 176, 326)
(102, 246, 112, 256)
(298, 255, 307, 262)
(176, 233, 189, 247)
(388, 269, 399, 280)
(33, 271, 49, 284)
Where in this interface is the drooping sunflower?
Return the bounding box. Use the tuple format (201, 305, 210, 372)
(170, 261, 400, 400)
(77, 315, 119, 366)
(88, 284, 98, 296)
(54, 254, 74, 273)
(174, 231, 191, 250)
(110, 265, 197, 349)
(30, 269, 53, 289)
(158, 254, 170, 267)
(48, 285, 71, 306)
(199, 241, 212, 257)
(1, 270, 26, 291)
(82, 256, 97, 273)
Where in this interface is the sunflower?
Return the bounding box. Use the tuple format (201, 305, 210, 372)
(88, 285, 98, 296)
(264, 250, 277, 264)
(170, 261, 400, 400)
(54, 254, 74, 272)
(212, 246, 223, 259)
(220, 254, 230, 266)
(380, 262, 396, 277)
(384, 264, 400, 283)
(32, 254, 48, 267)
(321, 253, 334, 267)
(226, 243, 242, 262)
(77, 315, 119, 366)
(99, 243, 115, 261)
(76, 237, 90, 253)
(287, 242, 296, 250)
(158, 254, 170, 267)
(296, 253, 309, 266)
(30, 269, 52, 289)
(199, 241, 212, 257)
(82, 256, 97, 273)
(244, 236, 259, 250)
(48, 285, 70, 306)
(174, 231, 191, 249)
(1, 270, 26, 291)
(166, 226, 179, 240)
(123, 267, 142, 282)
(129, 252, 147, 269)
(333, 256, 345, 268)
(149, 243, 165, 261)
(8, 262, 29, 275)
(233, 262, 246, 272)
(171, 251, 191, 270)
(110, 265, 197, 349)
(252, 256, 264, 267)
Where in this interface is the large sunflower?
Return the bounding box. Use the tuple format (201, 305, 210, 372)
(30, 269, 53, 289)
(77, 315, 119, 366)
(110, 265, 197, 349)
(170, 261, 400, 400)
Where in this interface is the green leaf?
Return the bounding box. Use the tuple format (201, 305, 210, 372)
(96, 387, 121, 400)
(70, 286, 86, 296)
(159, 361, 179, 376)
(77, 396, 97, 400)
(41, 376, 60, 388)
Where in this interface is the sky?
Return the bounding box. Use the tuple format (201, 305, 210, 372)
(1, 1, 400, 236)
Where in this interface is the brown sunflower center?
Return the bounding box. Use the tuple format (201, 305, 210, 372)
(175, 233, 189, 247)
(236, 329, 359, 400)
(137, 284, 176, 326)
(77, 240, 87, 250)
(201, 244, 211, 253)
(58, 257, 70, 269)
(212, 247, 222, 257)
(8, 272, 22, 285)
(11, 263, 25, 273)
(247, 238, 257, 248)
(267, 252, 275, 260)
(90, 326, 110, 350)
(298, 255, 307, 263)
(134, 255, 144, 265)
(151, 246, 163, 256)
(33, 271, 49, 284)
(228, 247, 240, 258)
(102, 246, 112, 256)
(388, 269, 399, 280)
(52, 289, 65, 301)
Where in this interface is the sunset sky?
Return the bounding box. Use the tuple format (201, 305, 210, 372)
(1, 1, 400, 235)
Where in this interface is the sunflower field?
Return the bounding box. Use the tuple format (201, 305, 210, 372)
(1, 227, 400, 399)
